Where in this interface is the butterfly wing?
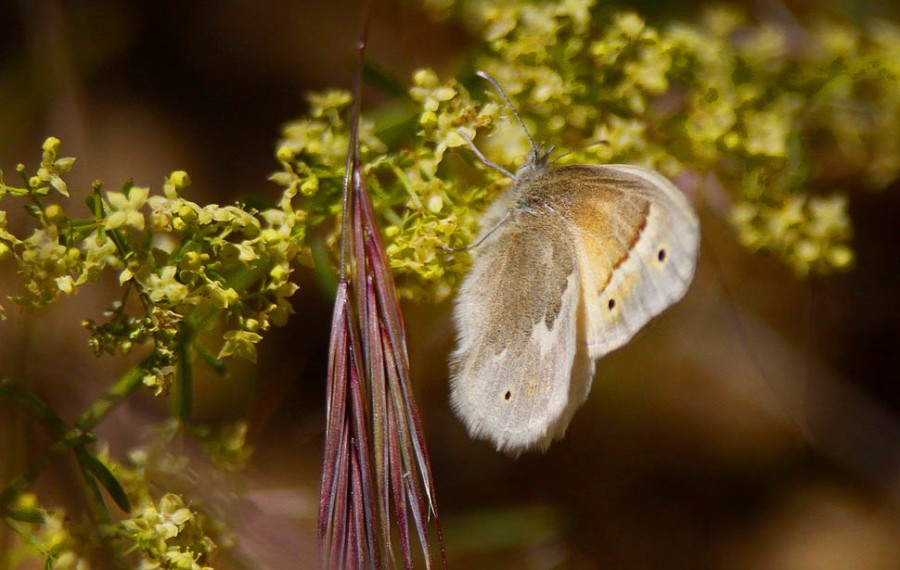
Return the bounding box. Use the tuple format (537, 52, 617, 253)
(534, 164, 700, 358)
(451, 163, 698, 454)
(450, 212, 591, 453)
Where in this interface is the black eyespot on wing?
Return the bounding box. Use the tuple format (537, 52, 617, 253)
(608, 298, 616, 310)
(658, 248, 667, 262)
(504, 390, 512, 401)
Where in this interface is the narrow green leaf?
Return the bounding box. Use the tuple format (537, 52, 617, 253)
(77, 448, 131, 513)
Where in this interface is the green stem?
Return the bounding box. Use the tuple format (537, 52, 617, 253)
(173, 323, 194, 419)
(75, 360, 147, 431)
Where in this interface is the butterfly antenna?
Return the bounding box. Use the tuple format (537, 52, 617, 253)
(475, 70, 538, 155)
(456, 128, 515, 179)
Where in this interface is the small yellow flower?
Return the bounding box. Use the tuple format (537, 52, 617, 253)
(55, 275, 75, 295)
(308, 89, 353, 118)
(145, 266, 189, 304)
(206, 281, 239, 308)
(164, 170, 192, 198)
(219, 330, 263, 362)
(142, 366, 173, 396)
(44, 204, 67, 225)
(107, 187, 150, 230)
(36, 136, 74, 197)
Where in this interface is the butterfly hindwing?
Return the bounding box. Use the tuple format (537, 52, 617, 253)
(450, 212, 590, 453)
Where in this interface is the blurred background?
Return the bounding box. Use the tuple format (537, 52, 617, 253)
(1, 0, 899, 568)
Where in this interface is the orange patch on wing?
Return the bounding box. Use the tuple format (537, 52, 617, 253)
(576, 201, 650, 294)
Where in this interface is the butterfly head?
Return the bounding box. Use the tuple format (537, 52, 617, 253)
(514, 143, 554, 189)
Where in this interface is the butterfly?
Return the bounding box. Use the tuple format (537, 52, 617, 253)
(449, 73, 700, 454)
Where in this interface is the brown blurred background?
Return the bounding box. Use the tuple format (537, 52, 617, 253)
(1, 1, 899, 568)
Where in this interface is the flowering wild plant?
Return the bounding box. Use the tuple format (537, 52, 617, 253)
(3, 0, 900, 566)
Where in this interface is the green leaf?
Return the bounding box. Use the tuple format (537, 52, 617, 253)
(24, 204, 43, 219)
(77, 449, 132, 513)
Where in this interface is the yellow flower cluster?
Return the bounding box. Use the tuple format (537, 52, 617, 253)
(276, 0, 900, 295)
(120, 493, 214, 570)
(0, 139, 307, 395)
(276, 76, 502, 301)
(91, 426, 242, 568)
(409, 68, 501, 172)
(732, 194, 853, 276)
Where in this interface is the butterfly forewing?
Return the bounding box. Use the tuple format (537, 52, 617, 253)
(535, 164, 700, 358)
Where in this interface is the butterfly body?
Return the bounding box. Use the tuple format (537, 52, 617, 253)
(450, 149, 700, 454)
